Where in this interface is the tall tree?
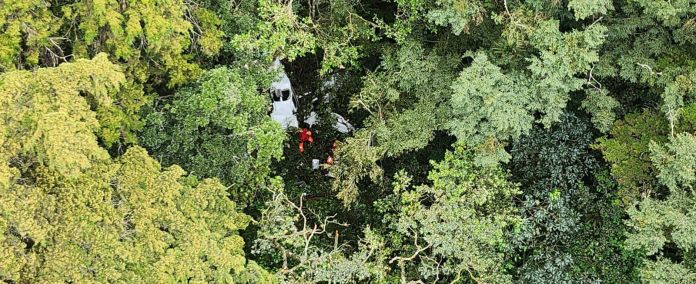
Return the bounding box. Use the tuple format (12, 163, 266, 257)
(0, 56, 271, 282)
(626, 132, 696, 282)
(252, 186, 387, 283)
(375, 145, 520, 283)
(450, 20, 607, 166)
(509, 113, 638, 282)
(140, 67, 286, 205)
(331, 41, 459, 204)
(230, 0, 379, 72)
(1, 0, 231, 147)
(596, 103, 696, 204)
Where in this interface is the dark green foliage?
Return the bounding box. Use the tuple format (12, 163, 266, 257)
(511, 113, 598, 189)
(595, 109, 671, 203)
(330, 41, 460, 204)
(449, 20, 607, 165)
(510, 113, 638, 282)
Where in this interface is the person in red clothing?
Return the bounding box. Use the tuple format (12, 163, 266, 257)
(298, 128, 313, 153)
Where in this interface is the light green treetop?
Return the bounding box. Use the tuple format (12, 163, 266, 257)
(449, 20, 606, 165)
(0, 56, 274, 283)
(0, 53, 124, 183)
(626, 132, 696, 282)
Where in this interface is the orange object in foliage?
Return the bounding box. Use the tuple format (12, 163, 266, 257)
(326, 155, 334, 165)
(299, 142, 304, 153)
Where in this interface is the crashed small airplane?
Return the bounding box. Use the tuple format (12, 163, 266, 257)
(269, 59, 354, 133)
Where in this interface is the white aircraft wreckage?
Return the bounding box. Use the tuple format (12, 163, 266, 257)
(269, 59, 300, 129)
(269, 59, 354, 133)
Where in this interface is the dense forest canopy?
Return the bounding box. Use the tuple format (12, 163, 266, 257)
(2, 0, 696, 282)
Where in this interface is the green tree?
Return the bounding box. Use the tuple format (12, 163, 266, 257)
(509, 113, 638, 282)
(255, 145, 520, 283)
(332, 8, 609, 205)
(0, 57, 272, 282)
(8, 0, 696, 281)
(1, 0, 230, 147)
(375, 145, 520, 283)
(1, 0, 223, 81)
(252, 184, 387, 283)
(231, 0, 378, 72)
(331, 40, 459, 204)
(449, 20, 607, 165)
(626, 133, 696, 282)
(594, 109, 669, 204)
(595, 0, 696, 131)
(595, 103, 696, 204)
(140, 67, 286, 205)
(0, 53, 124, 183)
(0, 0, 60, 70)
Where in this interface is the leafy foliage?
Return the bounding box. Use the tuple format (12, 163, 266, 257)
(1, 0, 223, 82)
(232, 0, 378, 72)
(0, 53, 124, 182)
(0, 59, 271, 282)
(0, 0, 60, 70)
(140, 67, 286, 205)
(596, 103, 696, 204)
(387, 0, 487, 38)
(0, 0, 235, 147)
(450, 21, 606, 165)
(331, 41, 459, 204)
(625, 134, 696, 281)
(4, 0, 696, 282)
(623, 117, 696, 282)
(253, 185, 387, 283)
(375, 145, 520, 283)
(651, 133, 696, 191)
(581, 88, 620, 133)
(567, 0, 613, 20)
(594, 109, 669, 203)
(509, 113, 637, 282)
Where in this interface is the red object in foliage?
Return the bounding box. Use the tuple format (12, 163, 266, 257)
(299, 128, 314, 153)
(299, 128, 313, 143)
(326, 155, 334, 165)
